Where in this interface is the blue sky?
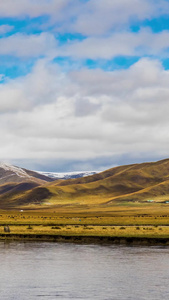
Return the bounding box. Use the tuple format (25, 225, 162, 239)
(1, 0, 169, 171)
(1, 0, 169, 78)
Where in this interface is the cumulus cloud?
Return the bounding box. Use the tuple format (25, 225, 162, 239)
(60, 29, 169, 59)
(0, 32, 57, 57)
(69, 0, 152, 35)
(0, 0, 168, 36)
(74, 97, 101, 117)
(0, 0, 169, 171)
(2, 29, 169, 61)
(0, 25, 14, 34)
(0, 59, 67, 112)
(0, 0, 70, 18)
(54, 0, 169, 35)
(0, 58, 169, 168)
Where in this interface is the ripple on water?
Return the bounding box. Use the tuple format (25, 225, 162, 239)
(0, 242, 169, 300)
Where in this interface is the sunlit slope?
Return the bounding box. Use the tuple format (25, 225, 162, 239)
(2, 158, 169, 209)
(6, 158, 169, 209)
(48, 159, 169, 204)
(0, 183, 52, 209)
(56, 158, 169, 187)
(0, 163, 54, 209)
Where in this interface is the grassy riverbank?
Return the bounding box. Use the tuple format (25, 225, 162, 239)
(1, 224, 169, 239)
(0, 207, 169, 243)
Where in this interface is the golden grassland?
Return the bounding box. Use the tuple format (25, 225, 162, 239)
(3, 159, 169, 243)
(2, 224, 169, 239)
(1, 202, 169, 241)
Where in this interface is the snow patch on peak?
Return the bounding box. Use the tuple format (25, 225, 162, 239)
(37, 170, 98, 180)
(0, 163, 30, 178)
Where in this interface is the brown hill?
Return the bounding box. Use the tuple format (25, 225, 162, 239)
(1, 158, 169, 210)
(0, 163, 54, 209)
(0, 163, 53, 185)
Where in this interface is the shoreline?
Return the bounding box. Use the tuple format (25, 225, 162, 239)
(0, 211, 169, 245)
(1, 233, 169, 245)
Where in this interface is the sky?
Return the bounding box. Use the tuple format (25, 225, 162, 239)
(1, 0, 169, 171)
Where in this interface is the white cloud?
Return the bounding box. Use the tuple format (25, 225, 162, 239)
(60, 29, 169, 59)
(0, 25, 14, 34)
(0, 32, 57, 57)
(0, 0, 168, 36)
(0, 4, 169, 62)
(57, 0, 169, 35)
(0, 58, 169, 165)
(1, 1, 169, 170)
(0, 0, 70, 18)
(0, 59, 67, 112)
(69, 0, 152, 35)
(2, 29, 169, 61)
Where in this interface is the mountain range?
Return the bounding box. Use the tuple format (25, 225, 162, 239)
(1, 159, 169, 211)
(38, 171, 98, 180)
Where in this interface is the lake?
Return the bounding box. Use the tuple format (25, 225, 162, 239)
(0, 241, 169, 299)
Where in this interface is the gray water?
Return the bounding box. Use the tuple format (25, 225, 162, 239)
(0, 242, 169, 300)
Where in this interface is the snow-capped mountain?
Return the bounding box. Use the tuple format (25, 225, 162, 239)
(0, 162, 98, 183)
(0, 162, 53, 185)
(0, 162, 31, 179)
(37, 170, 98, 180)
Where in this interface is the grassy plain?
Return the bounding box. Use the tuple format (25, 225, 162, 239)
(1, 202, 169, 241)
(2, 159, 169, 243)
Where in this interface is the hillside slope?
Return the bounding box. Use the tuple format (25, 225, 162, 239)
(0, 163, 54, 208)
(0, 163, 53, 185)
(1, 158, 169, 210)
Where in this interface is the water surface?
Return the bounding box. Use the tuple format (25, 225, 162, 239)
(0, 242, 169, 299)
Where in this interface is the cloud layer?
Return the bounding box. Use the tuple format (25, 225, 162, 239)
(0, 58, 169, 170)
(0, 0, 169, 170)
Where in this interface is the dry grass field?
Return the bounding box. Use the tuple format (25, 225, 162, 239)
(1, 159, 169, 242)
(0, 204, 169, 240)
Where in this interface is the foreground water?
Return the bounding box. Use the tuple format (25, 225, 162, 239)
(0, 242, 169, 300)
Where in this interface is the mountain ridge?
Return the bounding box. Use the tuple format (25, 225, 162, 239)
(37, 170, 98, 180)
(1, 158, 169, 210)
(0, 163, 54, 185)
